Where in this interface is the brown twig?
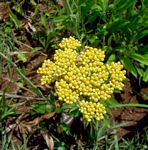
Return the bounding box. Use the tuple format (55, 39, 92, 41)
(0, 92, 44, 100)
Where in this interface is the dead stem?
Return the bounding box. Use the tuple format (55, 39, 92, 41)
(0, 92, 44, 100)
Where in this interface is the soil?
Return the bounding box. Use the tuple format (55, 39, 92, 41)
(112, 80, 148, 140)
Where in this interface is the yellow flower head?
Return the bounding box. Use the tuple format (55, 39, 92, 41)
(79, 100, 106, 122)
(59, 36, 81, 50)
(37, 37, 126, 122)
(37, 59, 55, 85)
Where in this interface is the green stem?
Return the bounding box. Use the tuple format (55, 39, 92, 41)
(111, 103, 148, 108)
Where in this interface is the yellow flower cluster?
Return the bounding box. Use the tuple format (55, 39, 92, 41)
(37, 37, 126, 122)
(59, 36, 81, 49)
(54, 48, 77, 77)
(106, 62, 126, 90)
(55, 79, 79, 104)
(37, 60, 55, 85)
(79, 100, 106, 122)
(78, 46, 105, 66)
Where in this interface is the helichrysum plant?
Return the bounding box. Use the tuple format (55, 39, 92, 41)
(37, 37, 126, 122)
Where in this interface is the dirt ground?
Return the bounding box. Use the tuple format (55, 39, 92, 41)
(112, 79, 148, 140)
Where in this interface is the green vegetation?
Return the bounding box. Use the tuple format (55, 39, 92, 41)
(0, 0, 148, 149)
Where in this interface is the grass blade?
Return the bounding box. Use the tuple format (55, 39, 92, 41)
(0, 52, 44, 98)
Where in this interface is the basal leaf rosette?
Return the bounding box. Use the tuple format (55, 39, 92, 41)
(37, 37, 126, 122)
